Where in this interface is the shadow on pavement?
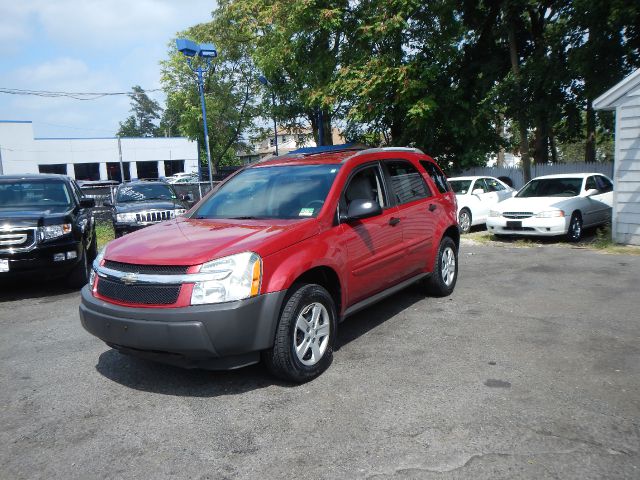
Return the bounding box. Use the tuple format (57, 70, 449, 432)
(95, 286, 428, 395)
(0, 278, 78, 302)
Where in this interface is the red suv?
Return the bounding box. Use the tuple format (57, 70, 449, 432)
(80, 147, 459, 382)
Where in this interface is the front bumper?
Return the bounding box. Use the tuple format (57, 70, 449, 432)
(113, 222, 151, 236)
(79, 286, 287, 369)
(0, 239, 82, 277)
(486, 216, 569, 236)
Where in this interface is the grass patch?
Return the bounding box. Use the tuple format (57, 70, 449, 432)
(587, 226, 640, 255)
(95, 221, 114, 249)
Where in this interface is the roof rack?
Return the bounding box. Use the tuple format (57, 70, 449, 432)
(352, 147, 425, 156)
(288, 143, 367, 155)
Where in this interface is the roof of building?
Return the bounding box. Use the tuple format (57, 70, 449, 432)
(593, 68, 640, 110)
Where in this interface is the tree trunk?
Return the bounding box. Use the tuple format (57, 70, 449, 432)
(549, 129, 558, 163)
(496, 114, 505, 167)
(533, 115, 549, 164)
(507, 11, 532, 182)
(585, 98, 596, 163)
(322, 108, 333, 146)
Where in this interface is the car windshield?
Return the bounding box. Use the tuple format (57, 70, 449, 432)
(193, 164, 341, 219)
(116, 183, 176, 202)
(516, 178, 583, 198)
(0, 180, 72, 208)
(449, 180, 472, 194)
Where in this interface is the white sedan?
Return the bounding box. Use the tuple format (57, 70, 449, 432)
(448, 176, 516, 233)
(486, 173, 613, 242)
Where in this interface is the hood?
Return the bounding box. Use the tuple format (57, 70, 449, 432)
(496, 196, 573, 213)
(0, 206, 73, 227)
(104, 216, 320, 266)
(115, 200, 183, 213)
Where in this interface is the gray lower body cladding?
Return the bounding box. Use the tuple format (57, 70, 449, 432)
(79, 286, 287, 370)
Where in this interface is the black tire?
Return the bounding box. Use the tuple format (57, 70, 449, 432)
(425, 236, 458, 297)
(87, 233, 97, 262)
(67, 246, 90, 289)
(264, 284, 336, 383)
(567, 212, 583, 243)
(458, 208, 472, 234)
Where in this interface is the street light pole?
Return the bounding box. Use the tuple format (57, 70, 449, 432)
(258, 76, 278, 156)
(176, 39, 217, 189)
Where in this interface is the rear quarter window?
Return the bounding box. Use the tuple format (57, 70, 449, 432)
(420, 160, 450, 194)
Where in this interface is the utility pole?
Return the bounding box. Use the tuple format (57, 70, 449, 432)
(117, 136, 125, 183)
(0, 145, 4, 175)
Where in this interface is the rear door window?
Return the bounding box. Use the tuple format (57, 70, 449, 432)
(385, 161, 431, 204)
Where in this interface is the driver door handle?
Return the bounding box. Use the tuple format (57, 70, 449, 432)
(389, 217, 401, 226)
(428, 204, 437, 212)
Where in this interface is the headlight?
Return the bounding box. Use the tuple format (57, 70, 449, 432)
(489, 210, 501, 217)
(116, 212, 137, 222)
(191, 252, 262, 305)
(535, 210, 564, 218)
(38, 224, 72, 241)
(173, 209, 187, 217)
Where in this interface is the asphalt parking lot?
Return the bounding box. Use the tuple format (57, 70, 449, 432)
(1, 242, 639, 479)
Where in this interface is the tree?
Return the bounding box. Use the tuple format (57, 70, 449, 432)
(116, 85, 162, 137)
(161, 14, 264, 173)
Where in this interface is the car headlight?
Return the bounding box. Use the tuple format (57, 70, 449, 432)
(173, 209, 187, 217)
(489, 210, 501, 217)
(535, 210, 564, 218)
(38, 224, 72, 241)
(191, 252, 262, 305)
(116, 212, 137, 222)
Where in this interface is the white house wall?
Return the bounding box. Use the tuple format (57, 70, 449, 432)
(0, 121, 198, 179)
(614, 85, 640, 245)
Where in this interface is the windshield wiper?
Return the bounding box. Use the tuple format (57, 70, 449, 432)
(228, 216, 257, 219)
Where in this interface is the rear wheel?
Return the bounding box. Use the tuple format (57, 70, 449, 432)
(265, 284, 336, 383)
(458, 209, 472, 234)
(424, 236, 458, 297)
(567, 212, 582, 242)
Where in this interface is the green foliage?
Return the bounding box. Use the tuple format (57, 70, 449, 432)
(160, 14, 264, 171)
(116, 85, 162, 137)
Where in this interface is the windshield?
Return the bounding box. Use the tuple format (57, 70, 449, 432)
(516, 178, 583, 198)
(194, 164, 341, 219)
(449, 180, 472, 194)
(0, 180, 72, 208)
(116, 183, 176, 202)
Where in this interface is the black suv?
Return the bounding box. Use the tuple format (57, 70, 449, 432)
(105, 181, 190, 238)
(0, 174, 97, 287)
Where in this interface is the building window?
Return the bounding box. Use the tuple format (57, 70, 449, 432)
(38, 164, 67, 175)
(106, 162, 131, 182)
(74, 163, 100, 181)
(164, 160, 185, 177)
(136, 161, 159, 180)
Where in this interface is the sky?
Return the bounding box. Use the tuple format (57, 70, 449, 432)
(0, 0, 215, 138)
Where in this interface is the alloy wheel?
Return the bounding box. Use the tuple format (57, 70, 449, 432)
(441, 246, 456, 286)
(294, 302, 330, 366)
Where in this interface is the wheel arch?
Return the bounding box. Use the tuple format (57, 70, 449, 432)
(289, 266, 342, 318)
(442, 224, 460, 251)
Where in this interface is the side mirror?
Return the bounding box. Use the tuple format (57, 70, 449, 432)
(472, 188, 484, 195)
(80, 198, 96, 208)
(102, 199, 112, 207)
(341, 198, 382, 222)
(584, 188, 599, 197)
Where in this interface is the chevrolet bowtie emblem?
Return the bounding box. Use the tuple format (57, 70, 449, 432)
(122, 272, 139, 286)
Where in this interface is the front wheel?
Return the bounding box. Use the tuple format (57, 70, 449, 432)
(424, 236, 458, 297)
(67, 246, 90, 289)
(264, 284, 336, 383)
(566, 212, 583, 242)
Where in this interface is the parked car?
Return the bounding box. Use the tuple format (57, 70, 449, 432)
(448, 176, 516, 233)
(80, 146, 460, 382)
(486, 173, 613, 242)
(105, 181, 190, 237)
(166, 172, 198, 184)
(0, 174, 96, 287)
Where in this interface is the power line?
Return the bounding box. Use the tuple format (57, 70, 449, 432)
(0, 87, 163, 101)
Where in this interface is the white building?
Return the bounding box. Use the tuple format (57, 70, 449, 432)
(594, 69, 640, 245)
(0, 120, 199, 182)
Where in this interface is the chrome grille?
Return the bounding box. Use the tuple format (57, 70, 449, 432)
(0, 227, 37, 252)
(135, 210, 174, 224)
(503, 212, 533, 219)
